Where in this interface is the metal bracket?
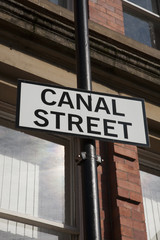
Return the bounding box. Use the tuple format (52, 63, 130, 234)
(96, 155, 102, 166)
(75, 152, 102, 166)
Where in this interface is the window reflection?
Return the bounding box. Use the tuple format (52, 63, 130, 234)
(123, 11, 160, 49)
(0, 126, 65, 223)
(123, 12, 152, 47)
(123, 0, 160, 50)
(140, 171, 160, 240)
(0, 218, 71, 240)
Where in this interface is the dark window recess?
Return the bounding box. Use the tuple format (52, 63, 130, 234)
(123, 1, 160, 50)
(49, 0, 73, 10)
(49, 0, 66, 8)
(124, 12, 152, 47)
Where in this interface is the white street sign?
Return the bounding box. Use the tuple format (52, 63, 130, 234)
(16, 80, 149, 146)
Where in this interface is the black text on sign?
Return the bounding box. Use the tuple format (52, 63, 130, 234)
(16, 80, 149, 146)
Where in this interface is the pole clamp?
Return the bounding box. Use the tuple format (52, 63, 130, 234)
(75, 152, 102, 166)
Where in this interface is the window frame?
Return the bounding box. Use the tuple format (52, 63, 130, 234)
(123, 0, 160, 19)
(139, 148, 160, 240)
(0, 99, 79, 238)
(122, 0, 160, 49)
(139, 148, 160, 176)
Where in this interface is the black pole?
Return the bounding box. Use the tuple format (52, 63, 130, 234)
(74, 0, 91, 90)
(74, 1, 102, 239)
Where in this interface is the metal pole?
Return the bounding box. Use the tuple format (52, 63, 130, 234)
(74, 0, 91, 91)
(74, 0, 102, 239)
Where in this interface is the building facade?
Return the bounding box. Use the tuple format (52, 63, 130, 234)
(0, 0, 159, 240)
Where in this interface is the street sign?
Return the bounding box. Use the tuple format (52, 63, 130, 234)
(16, 80, 149, 146)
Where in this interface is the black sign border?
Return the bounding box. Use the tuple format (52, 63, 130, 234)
(16, 79, 150, 147)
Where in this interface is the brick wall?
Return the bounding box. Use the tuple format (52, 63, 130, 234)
(89, 0, 124, 34)
(97, 142, 148, 240)
(90, 1, 147, 239)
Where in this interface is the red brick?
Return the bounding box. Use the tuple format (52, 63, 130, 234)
(120, 216, 133, 228)
(106, 14, 116, 23)
(90, 15, 107, 25)
(128, 173, 141, 185)
(98, 188, 103, 200)
(106, 20, 124, 33)
(89, 0, 124, 34)
(97, 167, 102, 175)
(117, 199, 141, 212)
(121, 225, 133, 238)
(114, 0, 122, 4)
(102, 1, 122, 10)
(139, 202, 145, 211)
(105, 4, 115, 12)
(113, 25, 124, 34)
(130, 191, 142, 203)
(119, 206, 131, 218)
(115, 143, 137, 152)
(133, 220, 146, 231)
(122, 237, 133, 240)
(117, 187, 130, 199)
(115, 8, 125, 16)
(115, 18, 124, 26)
(98, 171, 102, 181)
(95, 140, 100, 154)
(117, 179, 141, 193)
(114, 155, 125, 163)
(114, 144, 137, 160)
(115, 162, 138, 175)
(117, 169, 128, 180)
(92, 3, 106, 13)
(125, 159, 139, 169)
(134, 230, 147, 240)
(101, 210, 105, 220)
(132, 210, 145, 221)
(108, 9, 124, 20)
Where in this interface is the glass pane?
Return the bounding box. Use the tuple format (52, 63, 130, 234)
(123, 12, 152, 47)
(140, 171, 160, 240)
(0, 218, 71, 240)
(48, 0, 73, 10)
(50, 0, 59, 4)
(0, 126, 66, 223)
(49, 0, 67, 8)
(127, 0, 159, 13)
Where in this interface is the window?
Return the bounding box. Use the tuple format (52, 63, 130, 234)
(125, 0, 159, 13)
(139, 149, 160, 240)
(49, 0, 73, 10)
(0, 125, 78, 239)
(140, 171, 160, 240)
(123, 0, 160, 50)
